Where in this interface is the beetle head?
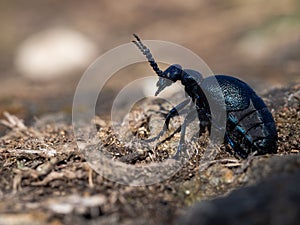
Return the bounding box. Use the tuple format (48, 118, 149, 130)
(155, 64, 182, 96)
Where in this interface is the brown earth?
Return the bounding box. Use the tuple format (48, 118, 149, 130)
(0, 83, 299, 225)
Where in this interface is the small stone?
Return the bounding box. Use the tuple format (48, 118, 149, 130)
(15, 27, 97, 81)
(185, 190, 191, 195)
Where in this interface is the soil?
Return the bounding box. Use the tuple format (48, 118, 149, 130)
(0, 83, 299, 225)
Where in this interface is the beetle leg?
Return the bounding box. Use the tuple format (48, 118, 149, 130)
(164, 99, 190, 130)
(197, 109, 211, 135)
(173, 107, 198, 159)
(146, 99, 190, 142)
(224, 134, 248, 159)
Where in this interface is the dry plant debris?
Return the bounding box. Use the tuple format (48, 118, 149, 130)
(0, 84, 299, 225)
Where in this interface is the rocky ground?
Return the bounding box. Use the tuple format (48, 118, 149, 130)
(0, 83, 299, 225)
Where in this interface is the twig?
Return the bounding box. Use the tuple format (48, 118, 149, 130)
(4, 148, 57, 157)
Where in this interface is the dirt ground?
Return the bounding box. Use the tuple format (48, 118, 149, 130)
(0, 82, 299, 225)
(0, 1, 299, 225)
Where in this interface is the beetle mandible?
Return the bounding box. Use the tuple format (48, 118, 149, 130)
(132, 34, 277, 159)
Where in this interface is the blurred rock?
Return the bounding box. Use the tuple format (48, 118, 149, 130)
(181, 169, 300, 225)
(15, 27, 97, 81)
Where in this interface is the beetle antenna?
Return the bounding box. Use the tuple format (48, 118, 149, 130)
(132, 34, 164, 77)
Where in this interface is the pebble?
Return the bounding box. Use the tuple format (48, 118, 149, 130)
(15, 27, 97, 81)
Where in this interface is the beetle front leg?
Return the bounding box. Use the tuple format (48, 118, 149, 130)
(146, 99, 190, 142)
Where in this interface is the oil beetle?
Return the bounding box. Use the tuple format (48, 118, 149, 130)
(132, 34, 277, 159)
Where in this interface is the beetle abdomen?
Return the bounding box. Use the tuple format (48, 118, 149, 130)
(224, 80, 278, 157)
(200, 75, 277, 157)
(228, 106, 277, 157)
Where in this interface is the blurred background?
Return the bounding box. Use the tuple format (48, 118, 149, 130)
(0, 0, 299, 124)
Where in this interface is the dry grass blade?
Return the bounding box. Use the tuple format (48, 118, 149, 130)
(0, 111, 27, 130)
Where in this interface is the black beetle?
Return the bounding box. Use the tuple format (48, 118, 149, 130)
(132, 34, 277, 158)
